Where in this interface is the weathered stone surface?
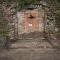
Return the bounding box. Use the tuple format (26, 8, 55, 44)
(17, 9, 44, 35)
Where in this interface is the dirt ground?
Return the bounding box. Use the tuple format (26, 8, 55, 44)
(0, 48, 60, 60)
(0, 32, 60, 60)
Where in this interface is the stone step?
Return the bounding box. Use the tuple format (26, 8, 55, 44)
(17, 38, 47, 42)
(10, 41, 52, 49)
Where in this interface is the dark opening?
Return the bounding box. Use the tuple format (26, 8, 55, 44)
(27, 7, 34, 10)
(29, 14, 35, 19)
